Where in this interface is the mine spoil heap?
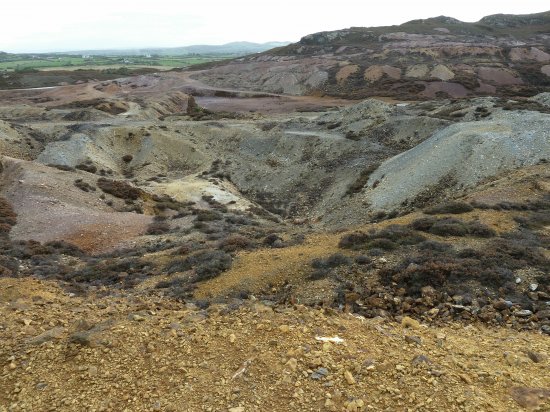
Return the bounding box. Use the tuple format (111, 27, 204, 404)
(1, 10, 550, 412)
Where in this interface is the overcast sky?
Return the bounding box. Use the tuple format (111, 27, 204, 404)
(1, 0, 548, 53)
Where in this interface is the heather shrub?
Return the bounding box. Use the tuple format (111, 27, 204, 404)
(345, 163, 380, 196)
(146, 221, 170, 235)
(97, 178, 142, 200)
(0, 197, 17, 235)
(74, 179, 96, 192)
(339, 225, 426, 250)
(410, 217, 496, 238)
(75, 160, 97, 174)
(379, 253, 513, 296)
(338, 232, 370, 249)
(167, 250, 232, 281)
(195, 209, 223, 221)
(310, 253, 352, 279)
(424, 201, 473, 215)
(218, 235, 254, 253)
(379, 235, 548, 297)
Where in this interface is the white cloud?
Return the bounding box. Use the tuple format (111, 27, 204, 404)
(1, 0, 548, 52)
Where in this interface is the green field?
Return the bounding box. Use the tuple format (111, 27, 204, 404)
(0, 51, 238, 90)
(0, 53, 232, 71)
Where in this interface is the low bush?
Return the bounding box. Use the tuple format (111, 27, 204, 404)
(17, 239, 83, 258)
(155, 276, 187, 289)
(218, 235, 254, 253)
(192, 221, 208, 231)
(482, 238, 548, 270)
(310, 253, 352, 280)
(262, 233, 283, 247)
(97, 178, 142, 200)
(456, 221, 496, 238)
(44, 240, 84, 256)
(312, 253, 352, 269)
(75, 161, 97, 174)
(167, 250, 232, 281)
(48, 164, 75, 172)
(155, 277, 194, 299)
(379, 234, 548, 298)
(0, 197, 17, 235)
(339, 225, 426, 250)
(379, 253, 513, 296)
(428, 220, 469, 237)
(366, 238, 398, 250)
(68, 257, 149, 285)
(417, 240, 453, 252)
(367, 248, 385, 256)
(201, 195, 229, 212)
(195, 209, 223, 221)
(225, 214, 255, 226)
(146, 221, 170, 235)
(345, 163, 380, 196)
(338, 232, 370, 249)
(410, 217, 496, 238)
(192, 250, 232, 281)
(514, 211, 550, 229)
(354, 255, 371, 265)
(469, 200, 492, 210)
(74, 179, 96, 192)
(0, 264, 14, 276)
(471, 196, 550, 212)
(374, 225, 427, 245)
(424, 201, 473, 215)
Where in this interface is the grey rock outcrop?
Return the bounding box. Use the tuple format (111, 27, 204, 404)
(363, 111, 550, 210)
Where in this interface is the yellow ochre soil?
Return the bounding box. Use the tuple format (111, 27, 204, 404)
(1, 278, 548, 412)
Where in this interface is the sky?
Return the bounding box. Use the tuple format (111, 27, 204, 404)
(1, 0, 549, 53)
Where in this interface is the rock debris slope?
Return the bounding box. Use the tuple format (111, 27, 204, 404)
(192, 11, 550, 100)
(363, 111, 550, 210)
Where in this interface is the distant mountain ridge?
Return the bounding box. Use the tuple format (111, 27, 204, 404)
(191, 11, 550, 100)
(57, 42, 291, 56)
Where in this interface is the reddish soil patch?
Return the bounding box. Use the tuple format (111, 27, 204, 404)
(420, 81, 469, 98)
(64, 222, 148, 254)
(196, 95, 357, 114)
(478, 67, 523, 85)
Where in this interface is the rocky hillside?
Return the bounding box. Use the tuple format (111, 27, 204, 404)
(1, 45, 549, 411)
(192, 11, 550, 99)
(1, 91, 548, 329)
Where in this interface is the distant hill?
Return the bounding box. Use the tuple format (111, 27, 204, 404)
(59, 42, 291, 57)
(191, 11, 550, 100)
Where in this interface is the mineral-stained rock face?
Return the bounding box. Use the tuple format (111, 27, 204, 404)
(477, 67, 524, 85)
(336, 64, 359, 84)
(509, 47, 550, 62)
(192, 11, 550, 100)
(363, 111, 550, 210)
(364, 65, 402, 82)
(430, 65, 455, 81)
(406, 64, 430, 78)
